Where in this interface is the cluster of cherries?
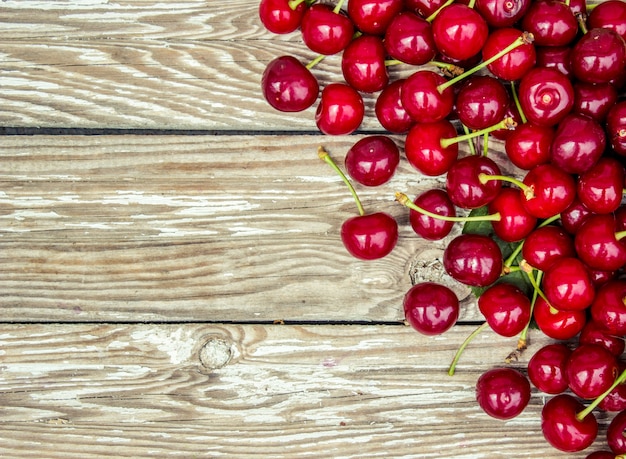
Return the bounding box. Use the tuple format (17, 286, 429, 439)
(258, 0, 626, 455)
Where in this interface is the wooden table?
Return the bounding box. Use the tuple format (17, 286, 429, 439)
(0, 1, 614, 457)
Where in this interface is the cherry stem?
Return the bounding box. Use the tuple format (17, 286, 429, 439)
(425, 0, 455, 22)
(395, 192, 501, 222)
(525, 268, 553, 309)
(306, 54, 325, 69)
(577, 368, 626, 421)
(333, 0, 346, 14)
(462, 123, 477, 156)
(478, 173, 529, 193)
(510, 81, 527, 124)
(318, 146, 365, 217)
(448, 322, 489, 376)
(440, 117, 517, 149)
(288, 0, 306, 10)
(384, 59, 404, 67)
(482, 132, 489, 156)
(437, 32, 534, 93)
(616, 230, 626, 241)
(467, 0, 476, 8)
(505, 282, 539, 363)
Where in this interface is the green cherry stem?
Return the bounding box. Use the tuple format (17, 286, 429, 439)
(448, 322, 490, 376)
(510, 81, 528, 124)
(306, 54, 326, 69)
(395, 192, 501, 222)
(425, 0, 455, 22)
(462, 123, 477, 156)
(333, 0, 346, 14)
(577, 367, 626, 421)
(318, 146, 365, 217)
(288, 0, 307, 9)
(440, 117, 517, 149)
(478, 173, 529, 193)
(617, 230, 626, 241)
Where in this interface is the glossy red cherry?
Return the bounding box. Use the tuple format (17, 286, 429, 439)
(409, 189, 455, 241)
(475, 0, 531, 27)
(606, 100, 626, 156)
(588, 0, 626, 41)
(571, 27, 626, 85)
(518, 66, 575, 127)
(585, 451, 618, 459)
(482, 27, 536, 81)
(341, 212, 399, 260)
(522, 224, 575, 272)
(541, 394, 598, 453)
(504, 122, 553, 170)
(550, 113, 607, 175)
(455, 75, 510, 130)
(341, 34, 389, 93)
(575, 213, 626, 272)
(567, 343, 619, 399)
(446, 155, 502, 209)
(261, 55, 319, 112)
(476, 367, 531, 419)
(573, 81, 619, 123)
(432, 3, 489, 61)
(577, 157, 625, 214)
(534, 296, 587, 340)
(488, 187, 537, 243)
(527, 343, 571, 394)
(403, 282, 459, 335)
(345, 136, 400, 187)
(405, 119, 458, 176)
(542, 256, 596, 312)
(520, 163, 576, 219)
(443, 233, 503, 287)
(535, 45, 572, 77)
(401, 70, 455, 123)
(384, 11, 437, 66)
(561, 197, 593, 235)
(607, 410, 626, 454)
(300, 4, 354, 55)
(579, 320, 626, 357)
(259, 0, 307, 34)
(347, 0, 405, 35)
(599, 362, 626, 412)
(405, 0, 448, 18)
(478, 282, 531, 337)
(591, 280, 626, 337)
(521, 0, 578, 47)
(315, 83, 364, 135)
(375, 79, 415, 134)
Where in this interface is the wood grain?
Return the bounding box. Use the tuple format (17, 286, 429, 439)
(0, 323, 605, 458)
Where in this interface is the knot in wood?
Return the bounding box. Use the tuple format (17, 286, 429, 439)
(199, 337, 233, 370)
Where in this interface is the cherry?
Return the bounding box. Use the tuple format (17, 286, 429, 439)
(482, 27, 536, 81)
(408, 189, 455, 241)
(384, 11, 437, 66)
(577, 157, 625, 215)
(443, 233, 503, 287)
(606, 100, 626, 156)
(573, 81, 619, 123)
(431, 3, 489, 62)
(504, 122, 553, 170)
(405, 0, 447, 18)
(599, 365, 626, 412)
(318, 147, 398, 260)
(345, 136, 400, 187)
(519, 163, 576, 219)
(585, 451, 618, 459)
(521, 224, 575, 272)
(403, 282, 460, 335)
(542, 256, 596, 312)
(341, 34, 389, 93)
(535, 45, 573, 77)
(491, 99, 523, 141)
(300, 3, 354, 55)
(518, 66, 575, 127)
(575, 213, 626, 272)
(571, 27, 626, 85)
(475, 367, 531, 420)
(527, 342, 571, 394)
(591, 280, 626, 337)
(259, 0, 307, 34)
(488, 187, 537, 243)
(405, 119, 458, 176)
(541, 394, 598, 452)
(579, 320, 626, 357)
(607, 410, 626, 455)
(561, 197, 593, 235)
(401, 70, 455, 124)
(534, 295, 587, 340)
(567, 343, 619, 399)
(550, 113, 607, 175)
(478, 282, 531, 337)
(475, 0, 530, 27)
(521, 0, 578, 47)
(261, 55, 319, 112)
(347, 0, 405, 35)
(588, 0, 626, 42)
(315, 83, 364, 135)
(375, 79, 415, 134)
(455, 75, 510, 130)
(446, 155, 502, 209)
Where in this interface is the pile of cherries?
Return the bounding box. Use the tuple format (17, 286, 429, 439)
(259, 0, 626, 455)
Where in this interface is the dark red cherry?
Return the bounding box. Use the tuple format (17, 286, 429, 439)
(522, 224, 575, 272)
(403, 282, 459, 335)
(518, 66, 575, 127)
(345, 136, 400, 187)
(482, 27, 536, 81)
(347, 0, 405, 35)
(261, 55, 319, 112)
(607, 410, 626, 454)
(534, 296, 587, 340)
(476, 368, 531, 419)
(542, 256, 596, 312)
(488, 187, 537, 243)
(475, 0, 531, 27)
(504, 122, 553, 170)
(490, 100, 523, 141)
(606, 100, 626, 156)
(446, 155, 502, 209)
(375, 79, 415, 134)
(579, 320, 626, 357)
(585, 451, 618, 459)
(259, 0, 307, 34)
(528, 342, 571, 394)
(521, 0, 578, 47)
(575, 213, 626, 272)
(567, 343, 619, 399)
(455, 75, 510, 130)
(541, 394, 598, 452)
(341, 34, 389, 93)
(573, 81, 619, 123)
(588, 0, 626, 42)
(315, 83, 364, 135)
(409, 189, 455, 240)
(341, 212, 398, 260)
(384, 11, 437, 66)
(571, 27, 626, 85)
(535, 45, 573, 77)
(300, 4, 354, 55)
(520, 163, 576, 219)
(560, 197, 593, 235)
(405, 0, 448, 18)
(432, 3, 489, 61)
(591, 280, 626, 337)
(443, 233, 503, 287)
(405, 119, 458, 176)
(577, 157, 625, 214)
(550, 113, 606, 175)
(401, 70, 455, 123)
(478, 282, 531, 337)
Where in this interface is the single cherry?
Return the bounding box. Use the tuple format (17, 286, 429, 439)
(576, 157, 625, 215)
(607, 410, 626, 454)
(541, 394, 598, 453)
(521, 0, 578, 47)
(519, 163, 576, 219)
(542, 256, 596, 312)
(567, 343, 619, 399)
(431, 3, 489, 62)
(606, 100, 626, 156)
(300, 3, 354, 55)
(341, 34, 389, 93)
(527, 342, 571, 394)
(259, 0, 307, 34)
(518, 66, 575, 127)
(408, 189, 455, 241)
(522, 224, 575, 272)
(482, 27, 536, 81)
(375, 79, 415, 134)
(347, 0, 405, 35)
(550, 113, 606, 175)
(588, 0, 626, 41)
(384, 11, 437, 66)
(261, 55, 319, 112)
(446, 155, 502, 209)
(534, 296, 587, 340)
(573, 81, 619, 123)
(504, 122, 553, 170)
(575, 213, 626, 272)
(315, 83, 364, 135)
(476, 367, 531, 419)
(560, 197, 593, 235)
(478, 282, 531, 337)
(579, 320, 626, 357)
(443, 233, 503, 287)
(345, 136, 400, 187)
(455, 75, 510, 130)
(405, 119, 458, 176)
(591, 280, 626, 337)
(488, 187, 537, 243)
(403, 282, 460, 335)
(571, 27, 626, 85)
(401, 70, 455, 124)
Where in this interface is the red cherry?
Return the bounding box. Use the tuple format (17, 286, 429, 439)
(315, 83, 364, 135)
(482, 27, 536, 81)
(341, 212, 399, 260)
(535, 45, 573, 77)
(542, 256, 596, 312)
(606, 100, 626, 156)
(571, 27, 626, 85)
(521, 0, 578, 47)
(345, 136, 400, 187)
(588, 0, 626, 42)
(478, 282, 531, 337)
(567, 343, 619, 399)
(261, 55, 319, 112)
(488, 187, 537, 243)
(522, 224, 575, 272)
(520, 163, 576, 219)
(573, 81, 619, 123)
(341, 35, 389, 93)
(401, 70, 455, 123)
(443, 233, 503, 287)
(599, 363, 626, 412)
(374, 79, 415, 134)
(403, 282, 459, 335)
(518, 66, 575, 127)
(347, 0, 405, 35)
(560, 197, 593, 235)
(577, 157, 625, 214)
(575, 213, 626, 272)
(550, 113, 607, 175)
(504, 122, 553, 170)
(579, 320, 626, 357)
(590, 280, 626, 337)
(432, 3, 488, 61)
(534, 296, 587, 340)
(259, 0, 307, 34)
(528, 343, 571, 394)
(607, 410, 626, 454)
(446, 155, 502, 209)
(476, 367, 531, 419)
(475, 0, 531, 27)
(405, 0, 448, 18)
(541, 394, 598, 453)
(409, 189, 455, 241)
(455, 75, 510, 130)
(405, 119, 458, 176)
(384, 11, 437, 66)
(300, 4, 354, 55)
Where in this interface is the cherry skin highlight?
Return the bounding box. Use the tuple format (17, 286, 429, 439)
(432, 3, 489, 62)
(341, 35, 389, 93)
(542, 256, 596, 312)
(384, 11, 436, 66)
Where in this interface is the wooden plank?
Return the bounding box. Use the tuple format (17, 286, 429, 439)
(0, 322, 603, 458)
(0, 134, 529, 323)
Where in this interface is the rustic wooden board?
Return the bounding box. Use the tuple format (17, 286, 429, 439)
(0, 322, 605, 458)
